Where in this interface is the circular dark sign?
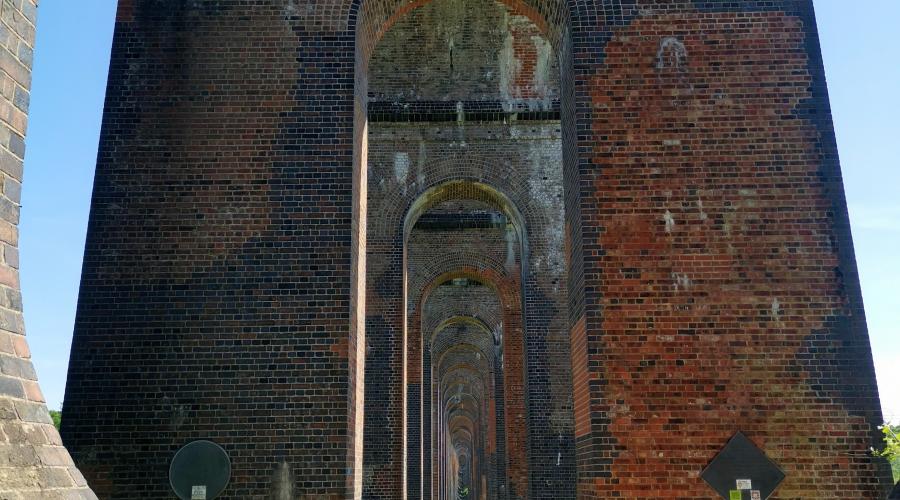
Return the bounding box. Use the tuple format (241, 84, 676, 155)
(169, 440, 231, 500)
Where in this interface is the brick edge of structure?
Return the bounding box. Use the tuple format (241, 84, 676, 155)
(0, 1, 96, 498)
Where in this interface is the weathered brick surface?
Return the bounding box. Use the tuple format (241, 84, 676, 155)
(64, 2, 362, 499)
(365, 115, 571, 498)
(369, 0, 558, 105)
(0, 1, 97, 497)
(59, 0, 890, 498)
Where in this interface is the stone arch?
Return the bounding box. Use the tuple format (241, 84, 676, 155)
(410, 262, 529, 499)
(438, 364, 489, 401)
(400, 179, 529, 498)
(410, 258, 518, 311)
(366, 124, 577, 499)
(357, 0, 596, 494)
(433, 326, 496, 364)
(412, 275, 510, 496)
(347, 0, 614, 58)
(432, 316, 497, 342)
(402, 180, 529, 253)
(369, 157, 560, 241)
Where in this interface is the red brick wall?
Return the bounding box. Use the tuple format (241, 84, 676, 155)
(568, 4, 890, 498)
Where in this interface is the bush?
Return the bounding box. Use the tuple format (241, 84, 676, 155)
(874, 424, 900, 482)
(49, 410, 61, 430)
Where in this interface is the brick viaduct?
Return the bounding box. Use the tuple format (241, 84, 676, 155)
(0, 0, 893, 498)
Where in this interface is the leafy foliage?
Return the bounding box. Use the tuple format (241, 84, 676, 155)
(874, 424, 900, 482)
(49, 410, 61, 431)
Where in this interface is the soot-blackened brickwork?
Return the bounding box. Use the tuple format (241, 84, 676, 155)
(55, 0, 892, 498)
(63, 3, 361, 499)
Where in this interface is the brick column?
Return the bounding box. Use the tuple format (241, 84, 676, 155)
(0, 1, 95, 498)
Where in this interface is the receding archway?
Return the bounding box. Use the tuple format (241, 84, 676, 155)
(354, 0, 589, 494)
(404, 180, 529, 499)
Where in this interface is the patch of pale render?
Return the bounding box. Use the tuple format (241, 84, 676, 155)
(531, 35, 554, 108)
(656, 36, 687, 70)
(673, 273, 691, 291)
(270, 460, 295, 500)
(664, 210, 676, 233)
(505, 223, 518, 273)
(498, 13, 519, 107)
(416, 141, 427, 190)
(526, 138, 565, 281)
(394, 152, 411, 194)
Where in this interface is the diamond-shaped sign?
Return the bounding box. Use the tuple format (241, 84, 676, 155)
(701, 432, 785, 500)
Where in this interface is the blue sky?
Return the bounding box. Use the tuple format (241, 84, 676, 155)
(21, 1, 900, 421)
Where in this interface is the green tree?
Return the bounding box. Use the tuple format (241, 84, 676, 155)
(874, 424, 900, 482)
(49, 410, 61, 431)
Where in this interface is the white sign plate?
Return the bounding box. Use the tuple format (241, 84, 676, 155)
(191, 485, 207, 500)
(736, 479, 752, 490)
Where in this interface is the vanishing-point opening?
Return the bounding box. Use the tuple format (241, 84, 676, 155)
(353, 0, 584, 497)
(406, 184, 529, 499)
